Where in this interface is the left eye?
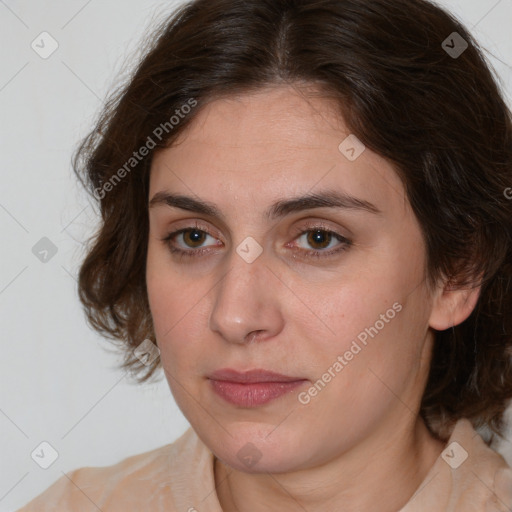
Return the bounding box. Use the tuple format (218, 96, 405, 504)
(294, 229, 344, 251)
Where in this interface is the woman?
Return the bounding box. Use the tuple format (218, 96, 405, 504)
(17, 0, 512, 510)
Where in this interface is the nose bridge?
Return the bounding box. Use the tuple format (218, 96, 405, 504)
(209, 245, 281, 344)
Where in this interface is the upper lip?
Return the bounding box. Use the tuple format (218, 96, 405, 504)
(209, 368, 305, 383)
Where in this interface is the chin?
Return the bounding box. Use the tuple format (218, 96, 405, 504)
(204, 421, 308, 473)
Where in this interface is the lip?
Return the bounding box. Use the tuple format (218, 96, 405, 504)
(208, 368, 308, 407)
(209, 368, 304, 383)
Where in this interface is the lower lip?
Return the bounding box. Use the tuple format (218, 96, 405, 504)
(209, 379, 307, 407)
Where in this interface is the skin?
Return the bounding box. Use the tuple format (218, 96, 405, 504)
(146, 84, 480, 512)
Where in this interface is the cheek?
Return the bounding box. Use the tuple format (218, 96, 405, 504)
(146, 257, 181, 347)
(302, 298, 424, 442)
(313, 264, 426, 391)
(146, 268, 209, 373)
(315, 273, 399, 347)
(146, 240, 186, 333)
(317, 231, 422, 333)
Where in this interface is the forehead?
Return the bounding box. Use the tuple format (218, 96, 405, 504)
(149, 85, 408, 218)
(156, 86, 349, 161)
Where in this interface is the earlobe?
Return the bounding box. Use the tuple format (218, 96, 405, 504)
(428, 279, 481, 331)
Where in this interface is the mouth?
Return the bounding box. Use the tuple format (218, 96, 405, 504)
(208, 368, 308, 407)
(209, 368, 306, 383)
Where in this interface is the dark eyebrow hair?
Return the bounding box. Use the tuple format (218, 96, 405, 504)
(148, 189, 383, 219)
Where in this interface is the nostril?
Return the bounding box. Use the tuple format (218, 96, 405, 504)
(245, 331, 262, 344)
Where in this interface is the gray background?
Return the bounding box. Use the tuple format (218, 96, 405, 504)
(1, 0, 511, 510)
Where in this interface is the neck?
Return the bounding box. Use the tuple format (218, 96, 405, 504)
(214, 417, 445, 512)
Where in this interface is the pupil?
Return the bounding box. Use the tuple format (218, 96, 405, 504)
(185, 229, 205, 247)
(308, 230, 330, 249)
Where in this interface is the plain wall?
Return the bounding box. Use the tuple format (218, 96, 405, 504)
(1, 0, 511, 510)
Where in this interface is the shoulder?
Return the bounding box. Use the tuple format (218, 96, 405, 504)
(401, 418, 512, 511)
(16, 428, 198, 512)
(441, 418, 512, 511)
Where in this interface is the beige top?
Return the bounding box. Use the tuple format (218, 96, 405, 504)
(17, 418, 512, 512)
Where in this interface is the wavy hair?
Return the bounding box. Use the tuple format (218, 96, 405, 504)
(73, 0, 512, 441)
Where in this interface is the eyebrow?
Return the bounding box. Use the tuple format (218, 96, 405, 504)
(148, 189, 383, 220)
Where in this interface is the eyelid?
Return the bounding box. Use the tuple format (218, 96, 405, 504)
(163, 219, 348, 245)
(288, 219, 350, 240)
(167, 220, 223, 242)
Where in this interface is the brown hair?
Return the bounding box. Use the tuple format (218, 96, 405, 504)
(73, 0, 512, 441)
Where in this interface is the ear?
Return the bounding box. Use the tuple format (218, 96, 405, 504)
(428, 276, 482, 331)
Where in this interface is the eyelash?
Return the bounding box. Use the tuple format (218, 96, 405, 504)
(160, 221, 352, 262)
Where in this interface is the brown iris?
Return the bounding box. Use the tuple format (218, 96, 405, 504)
(182, 229, 207, 248)
(306, 230, 331, 250)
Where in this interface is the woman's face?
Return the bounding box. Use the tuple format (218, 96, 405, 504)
(146, 85, 439, 473)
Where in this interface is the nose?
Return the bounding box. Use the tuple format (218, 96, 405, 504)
(208, 246, 284, 345)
